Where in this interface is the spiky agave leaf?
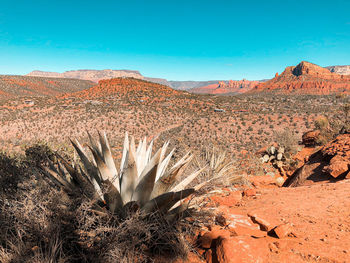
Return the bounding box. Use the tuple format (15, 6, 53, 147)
(141, 188, 195, 214)
(119, 141, 137, 204)
(131, 148, 161, 206)
(150, 152, 193, 198)
(43, 131, 205, 219)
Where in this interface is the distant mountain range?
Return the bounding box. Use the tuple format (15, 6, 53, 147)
(22, 64, 350, 96)
(26, 70, 258, 91)
(27, 65, 350, 94)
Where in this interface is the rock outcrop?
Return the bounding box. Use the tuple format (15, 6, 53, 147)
(190, 79, 260, 94)
(326, 65, 350, 75)
(302, 130, 321, 147)
(286, 133, 350, 186)
(253, 61, 350, 94)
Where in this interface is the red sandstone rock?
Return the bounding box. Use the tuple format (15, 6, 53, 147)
(322, 134, 350, 157)
(243, 188, 257, 197)
(273, 223, 293, 239)
(287, 134, 350, 186)
(250, 175, 276, 187)
(293, 147, 318, 166)
(215, 237, 236, 263)
(215, 236, 269, 263)
(190, 79, 260, 94)
(248, 214, 272, 232)
(346, 171, 350, 179)
(232, 224, 267, 238)
(252, 61, 350, 95)
(324, 155, 349, 178)
(302, 130, 321, 146)
(198, 226, 231, 248)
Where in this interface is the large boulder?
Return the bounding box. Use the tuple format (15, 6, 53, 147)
(215, 236, 269, 263)
(302, 130, 320, 146)
(286, 134, 350, 186)
(324, 155, 349, 178)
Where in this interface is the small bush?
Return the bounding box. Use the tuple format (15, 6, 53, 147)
(274, 129, 299, 155)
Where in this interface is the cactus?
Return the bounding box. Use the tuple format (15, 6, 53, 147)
(277, 152, 283, 161)
(260, 145, 294, 178)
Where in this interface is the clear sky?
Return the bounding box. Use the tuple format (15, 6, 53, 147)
(0, 0, 349, 80)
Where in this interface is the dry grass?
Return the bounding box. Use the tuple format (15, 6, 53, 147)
(0, 144, 200, 263)
(191, 145, 248, 190)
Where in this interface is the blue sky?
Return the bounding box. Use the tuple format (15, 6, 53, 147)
(0, 0, 349, 80)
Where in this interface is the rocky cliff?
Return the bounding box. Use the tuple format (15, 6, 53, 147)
(326, 65, 350, 75)
(253, 61, 350, 94)
(190, 79, 260, 94)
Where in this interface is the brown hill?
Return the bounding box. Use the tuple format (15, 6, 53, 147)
(190, 79, 260, 94)
(66, 77, 181, 102)
(253, 61, 350, 94)
(0, 75, 95, 99)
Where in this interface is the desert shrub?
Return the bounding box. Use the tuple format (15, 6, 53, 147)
(192, 145, 247, 189)
(274, 129, 299, 155)
(313, 114, 347, 145)
(0, 152, 26, 195)
(0, 147, 79, 263)
(0, 141, 196, 263)
(25, 143, 56, 167)
(314, 115, 329, 130)
(1, 132, 211, 262)
(74, 204, 192, 263)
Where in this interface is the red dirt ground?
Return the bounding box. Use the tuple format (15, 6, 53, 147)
(189, 179, 350, 263)
(239, 180, 350, 262)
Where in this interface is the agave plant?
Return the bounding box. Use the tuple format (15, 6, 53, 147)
(42, 132, 206, 219)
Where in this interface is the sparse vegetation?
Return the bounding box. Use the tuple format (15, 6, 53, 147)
(0, 135, 205, 262)
(1, 77, 349, 262)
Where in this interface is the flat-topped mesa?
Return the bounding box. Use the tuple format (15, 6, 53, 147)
(252, 61, 350, 94)
(27, 69, 144, 83)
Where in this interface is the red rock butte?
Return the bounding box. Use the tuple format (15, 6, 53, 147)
(252, 61, 350, 94)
